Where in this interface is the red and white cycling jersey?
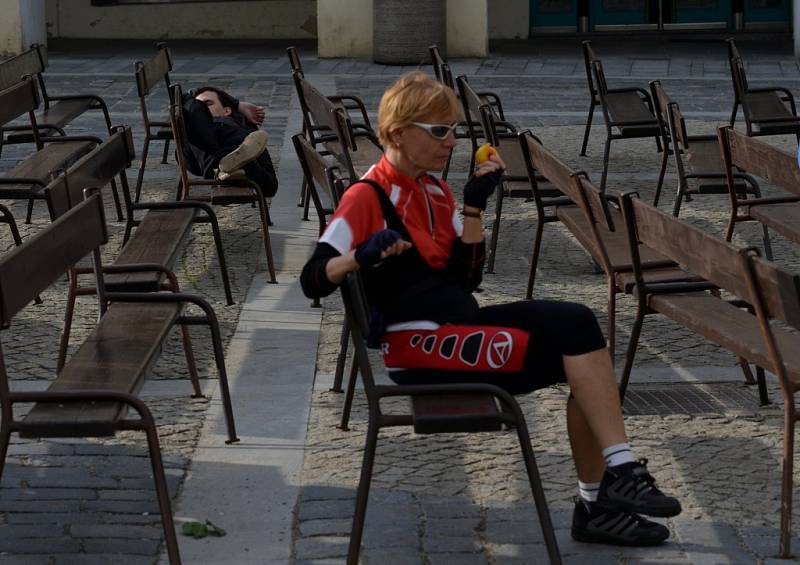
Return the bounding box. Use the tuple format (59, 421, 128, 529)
(319, 156, 463, 269)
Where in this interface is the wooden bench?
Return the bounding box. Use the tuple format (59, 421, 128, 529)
(0, 190, 239, 565)
(44, 125, 234, 371)
(617, 190, 800, 557)
(0, 76, 123, 224)
(717, 126, 800, 250)
(519, 130, 697, 355)
(338, 271, 561, 565)
(133, 42, 175, 203)
(169, 83, 277, 283)
(0, 43, 113, 143)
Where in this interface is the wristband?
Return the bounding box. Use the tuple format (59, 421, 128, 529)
(462, 209, 482, 218)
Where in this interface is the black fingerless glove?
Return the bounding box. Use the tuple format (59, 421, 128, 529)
(463, 169, 504, 210)
(354, 229, 404, 267)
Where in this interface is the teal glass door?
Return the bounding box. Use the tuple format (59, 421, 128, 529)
(670, 0, 731, 26)
(743, 0, 790, 25)
(590, 0, 655, 28)
(530, 0, 578, 30)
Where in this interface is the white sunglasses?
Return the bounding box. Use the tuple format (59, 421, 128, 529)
(411, 122, 458, 140)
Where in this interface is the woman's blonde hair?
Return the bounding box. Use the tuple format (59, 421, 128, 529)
(377, 71, 461, 147)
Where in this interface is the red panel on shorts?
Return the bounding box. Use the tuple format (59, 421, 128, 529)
(380, 325, 529, 373)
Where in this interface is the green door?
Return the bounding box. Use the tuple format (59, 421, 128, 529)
(669, 0, 731, 26)
(743, 0, 790, 25)
(530, 0, 578, 30)
(590, 0, 654, 28)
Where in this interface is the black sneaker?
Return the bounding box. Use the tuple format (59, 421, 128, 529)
(571, 498, 670, 546)
(598, 459, 682, 518)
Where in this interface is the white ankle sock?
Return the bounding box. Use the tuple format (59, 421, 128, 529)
(578, 481, 600, 502)
(602, 442, 635, 468)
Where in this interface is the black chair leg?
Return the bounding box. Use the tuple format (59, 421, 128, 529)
(755, 365, 770, 406)
(109, 178, 125, 222)
(332, 320, 351, 393)
(140, 411, 182, 565)
(346, 417, 380, 565)
(339, 356, 359, 431)
(135, 137, 151, 204)
(653, 145, 669, 207)
(487, 184, 505, 274)
(599, 136, 612, 194)
(526, 220, 545, 300)
(618, 302, 646, 402)
(729, 101, 739, 127)
(580, 102, 595, 157)
(179, 324, 203, 398)
(161, 138, 171, 164)
(760, 224, 774, 261)
(514, 413, 562, 564)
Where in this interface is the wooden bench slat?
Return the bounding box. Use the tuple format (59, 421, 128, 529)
(20, 302, 181, 438)
(5, 141, 95, 182)
(106, 209, 195, 292)
(557, 206, 674, 271)
(648, 292, 800, 387)
(412, 394, 503, 434)
(749, 204, 800, 245)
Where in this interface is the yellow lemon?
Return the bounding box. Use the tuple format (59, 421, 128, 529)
(475, 143, 498, 164)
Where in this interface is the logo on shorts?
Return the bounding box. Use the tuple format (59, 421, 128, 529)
(486, 331, 514, 369)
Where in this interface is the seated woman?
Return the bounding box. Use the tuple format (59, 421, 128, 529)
(301, 71, 681, 547)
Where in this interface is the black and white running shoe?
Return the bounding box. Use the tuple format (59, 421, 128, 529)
(598, 459, 682, 518)
(571, 498, 670, 546)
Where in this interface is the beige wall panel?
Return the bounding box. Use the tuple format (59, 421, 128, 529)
(318, 0, 372, 57)
(489, 0, 529, 38)
(447, 0, 488, 56)
(46, 0, 316, 39)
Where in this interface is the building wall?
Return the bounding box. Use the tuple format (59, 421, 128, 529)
(488, 0, 529, 39)
(45, 0, 317, 39)
(0, 0, 23, 55)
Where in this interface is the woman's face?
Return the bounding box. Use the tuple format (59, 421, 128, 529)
(390, 113, 458, 176)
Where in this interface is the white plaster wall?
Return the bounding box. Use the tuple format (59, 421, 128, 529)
(318, 0, 372, 57)
(488, 0, 529, 38)
(447, 0, 488, 56)
(46, 0, 316, 39)
(0, 0, 23, 55)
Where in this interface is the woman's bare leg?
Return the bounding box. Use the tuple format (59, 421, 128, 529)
(563, 347, 628, 480)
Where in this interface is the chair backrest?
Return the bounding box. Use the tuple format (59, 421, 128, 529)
(292, 133, 343, 233)
(717, 126, 800, 196)
(590, 59, 609, 98)
(726, 38, 742, 94)
(730, 56, 749, 99)
(455, 75, 487, 149)
(168, 83, 193, 190)
(286, 45, 304, 76)
(0, 44, 45, 92)
(0, 77, 42, 148)
(650, 80, 689, 150)
(0, 193, 108, 328)
(429, 44, 449, 85)
(620, 192, 754, 301)
(45, 126, 135, 220)
(519, 130, 612, 229)
(582, 40, 598, 98)
(293, 71, 345, 143)
(339, 272, 379, 404)
(135, 43, 173, 99)
(134, 43, 173, 132)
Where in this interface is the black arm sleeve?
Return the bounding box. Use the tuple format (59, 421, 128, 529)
(300, 242, 342, 299)
(446, 238, 485, 291)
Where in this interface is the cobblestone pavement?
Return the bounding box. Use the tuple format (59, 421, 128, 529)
(0, 36, 799, 563)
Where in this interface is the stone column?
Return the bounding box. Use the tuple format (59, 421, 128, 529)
(317, 0, 488, 59)
(794, 0, 800, 58)
(0, 0, 46, 56)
